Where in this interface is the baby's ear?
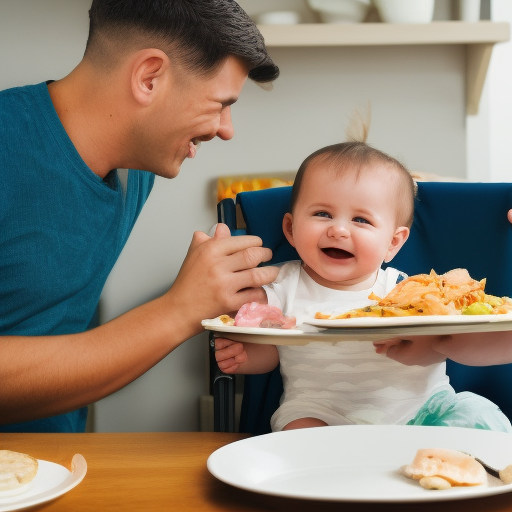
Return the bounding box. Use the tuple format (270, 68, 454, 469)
(384, 226, 409, 263)
(282, 213, 296, 248)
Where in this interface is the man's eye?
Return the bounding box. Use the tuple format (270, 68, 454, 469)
(353, 217, 370, 224)
(314, 211, 331, 218)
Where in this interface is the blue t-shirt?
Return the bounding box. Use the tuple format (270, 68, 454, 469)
(0, 82, 155, 432)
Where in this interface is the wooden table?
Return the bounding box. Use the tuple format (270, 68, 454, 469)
(3, 432, 512, 512)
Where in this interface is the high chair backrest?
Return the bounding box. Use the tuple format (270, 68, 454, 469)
(216, 181, 512, 435)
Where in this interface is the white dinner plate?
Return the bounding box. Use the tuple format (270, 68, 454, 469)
(0, 454, 87, 512)
(207, 425, 512, 503)
(307, 313, 512, 329)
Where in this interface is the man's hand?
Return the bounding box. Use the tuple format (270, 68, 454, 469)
(168, 223, 279, 337)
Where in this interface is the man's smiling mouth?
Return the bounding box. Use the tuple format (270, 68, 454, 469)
(321, 248, 353, 260)
(187, 139, 201, 159)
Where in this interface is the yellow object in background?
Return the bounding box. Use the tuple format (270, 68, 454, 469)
(217, 174, 295, 202)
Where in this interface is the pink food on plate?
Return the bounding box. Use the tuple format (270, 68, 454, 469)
(234, 302, 296, 329)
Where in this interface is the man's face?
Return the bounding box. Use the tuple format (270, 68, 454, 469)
(138, 55, 249, 178)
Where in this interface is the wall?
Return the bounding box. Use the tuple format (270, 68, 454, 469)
(1, 0, 497, 432)
(467, 0, 512, 181)
(0, 0, 90, 88)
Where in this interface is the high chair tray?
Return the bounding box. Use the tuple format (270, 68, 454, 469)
(202, 314, 512, 345)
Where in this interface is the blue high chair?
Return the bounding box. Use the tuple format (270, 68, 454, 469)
(210, 182, 512, 434)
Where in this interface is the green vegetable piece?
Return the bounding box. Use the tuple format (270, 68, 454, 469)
(462, 302, 493, 315)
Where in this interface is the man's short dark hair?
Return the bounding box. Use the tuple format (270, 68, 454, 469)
(86, 0, 279, 83)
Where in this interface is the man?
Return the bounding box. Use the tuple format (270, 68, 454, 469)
(0, 0, 280, 432)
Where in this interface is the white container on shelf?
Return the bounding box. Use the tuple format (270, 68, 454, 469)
(307, 0, 371, 24)
(256, 11, 301, 25)
(459, 0, 481, 22)
(372, 0, 435, 23)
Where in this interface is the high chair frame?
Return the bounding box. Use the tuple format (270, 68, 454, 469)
(210, 182, 512, 434)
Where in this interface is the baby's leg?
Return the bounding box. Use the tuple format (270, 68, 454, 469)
(283, 417, 328, 430)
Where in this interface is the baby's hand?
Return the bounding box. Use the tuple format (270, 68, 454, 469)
(374, 336, 446, 366)
(373, 339, 402, 355)
(214, 337, 248, 374)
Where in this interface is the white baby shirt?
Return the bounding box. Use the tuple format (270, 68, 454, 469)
(264, 261, 452, 431)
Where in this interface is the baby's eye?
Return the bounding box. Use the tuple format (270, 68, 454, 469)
(353, 217, 370, 224)
(314, 211, 332, 219)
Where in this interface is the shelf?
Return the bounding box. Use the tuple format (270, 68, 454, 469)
(258, 21, 510, 115)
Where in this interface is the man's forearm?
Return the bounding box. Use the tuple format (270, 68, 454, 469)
(0, 293, 194, 425)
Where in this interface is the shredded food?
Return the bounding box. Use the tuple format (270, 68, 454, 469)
(315, 268, 512, 319)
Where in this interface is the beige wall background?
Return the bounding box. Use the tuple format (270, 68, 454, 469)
(1, 0, 510, 432)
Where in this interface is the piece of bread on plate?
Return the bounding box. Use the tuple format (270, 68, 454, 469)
(0, 449, 39, 495)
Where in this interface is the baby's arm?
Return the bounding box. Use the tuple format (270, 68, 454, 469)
(214, 337, 279, 374)
(375, 331, 512, 366)
(376, 210, 512, 366)
(433, 331, 512, 366)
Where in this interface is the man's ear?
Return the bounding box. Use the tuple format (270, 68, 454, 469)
(282, 213, 296, 248)
(384, 226, 409, 263)
(130, 49, 169, 106)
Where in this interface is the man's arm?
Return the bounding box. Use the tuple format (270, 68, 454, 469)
(0, 224, 280, 425)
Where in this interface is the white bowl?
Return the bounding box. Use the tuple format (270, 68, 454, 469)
(372, 0, 435, 24)
(256, 11, 301, 25)
(308, 0, 371, 23)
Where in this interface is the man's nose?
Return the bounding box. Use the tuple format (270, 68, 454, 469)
(216, 107, 234, 141)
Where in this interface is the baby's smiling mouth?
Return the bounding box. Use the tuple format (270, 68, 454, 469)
(321, 248, 353, 260)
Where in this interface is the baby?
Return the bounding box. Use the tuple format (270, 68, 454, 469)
(215, 140, 512, 433)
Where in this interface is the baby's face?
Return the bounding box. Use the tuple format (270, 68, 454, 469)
(283, 163, 408, 290)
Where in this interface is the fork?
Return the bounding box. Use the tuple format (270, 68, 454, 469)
(466, 454, 512, 484)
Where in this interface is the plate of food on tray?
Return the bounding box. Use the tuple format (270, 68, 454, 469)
(202, 269, 512, 344)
